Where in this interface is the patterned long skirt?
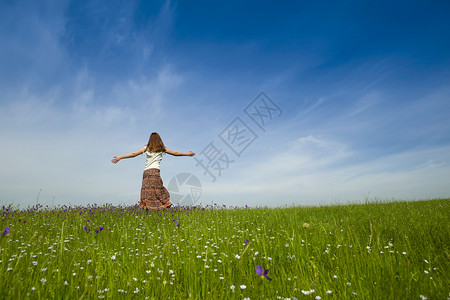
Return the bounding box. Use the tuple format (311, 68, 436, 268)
(139, 168, 172, 210)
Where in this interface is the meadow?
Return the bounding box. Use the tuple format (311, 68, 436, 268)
(0, 199, 448, 299)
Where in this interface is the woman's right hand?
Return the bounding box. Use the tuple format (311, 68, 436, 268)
(111, 156, 121, 164)
(187, 151, 195, 157)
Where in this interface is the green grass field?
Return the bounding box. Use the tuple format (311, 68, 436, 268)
(1, 199, 449, 299)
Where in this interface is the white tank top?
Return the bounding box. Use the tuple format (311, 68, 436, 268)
(144, 150, 163, 170)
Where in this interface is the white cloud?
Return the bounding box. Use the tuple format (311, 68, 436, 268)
(198, 136, 450, 207)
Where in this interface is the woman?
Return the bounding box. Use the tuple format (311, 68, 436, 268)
(111, 132, 195, 210)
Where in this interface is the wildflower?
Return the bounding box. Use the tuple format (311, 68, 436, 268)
(303, 223, 309, 228)
(315, 296, 322, 300)
(326, 290, 332, 294)
(256, 265, 272, 281)
(230, 285, 235, 292)
(2, 227, 10, 236)
(240, 285, 247, 289)
(111, 255, 116, 260)
(40, 278, 47, 283)
(245, 239, 249, 245)
(301, 289, 315, 295)
(235, 254, 241, 259)
(99, 226, 104, 231)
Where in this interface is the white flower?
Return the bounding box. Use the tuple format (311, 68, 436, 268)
(315, 296, 322, 300)
(111, 255, 116, 260)
(285, 244, 289, 247)
(326, 290, 332, 294)
(240, 285, 246, 289)
(230, 285, 235, 292)
(235, 254, 240, 259)
(40, 278, 47, 283)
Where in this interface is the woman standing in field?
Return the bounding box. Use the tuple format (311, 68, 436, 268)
(111, 132, 195, 210)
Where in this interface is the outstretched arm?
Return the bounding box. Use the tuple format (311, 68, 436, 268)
(164, 147, 195, 157)
(111, 146, 146, 164)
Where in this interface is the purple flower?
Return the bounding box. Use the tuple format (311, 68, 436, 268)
(99, 226, 104, 231)
(83, 226, 90, 233)
(256, 265, 272, 281)
(2, 227, 10, 236)
(95, 230, 99, 233)
(245, 239, 249, 245)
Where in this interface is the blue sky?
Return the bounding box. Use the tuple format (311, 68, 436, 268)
(1, 0, 449, 207)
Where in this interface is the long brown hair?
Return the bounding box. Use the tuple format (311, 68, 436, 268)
(146, 132, 166, 153)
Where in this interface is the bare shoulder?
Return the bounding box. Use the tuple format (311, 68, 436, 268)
(164, 147, 176, 156)
(137, 146, 146, 154)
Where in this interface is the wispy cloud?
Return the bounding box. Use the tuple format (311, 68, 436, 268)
(1, 0, 449, 207)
